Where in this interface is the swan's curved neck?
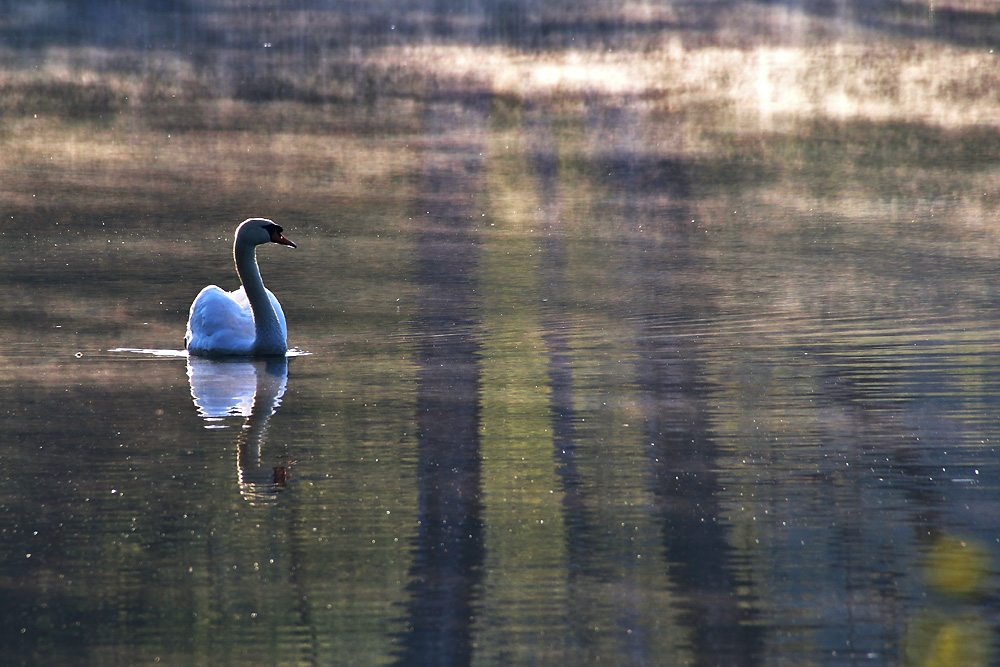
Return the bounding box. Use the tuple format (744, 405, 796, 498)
(234, 238, 285, 354)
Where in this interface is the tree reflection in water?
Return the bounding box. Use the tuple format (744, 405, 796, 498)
(398, 97, 488, 665)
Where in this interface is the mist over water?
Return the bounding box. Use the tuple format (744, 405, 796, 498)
(3, 1, 1000, 665)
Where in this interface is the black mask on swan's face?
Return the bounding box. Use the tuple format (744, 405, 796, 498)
(260, 222, 297, 248)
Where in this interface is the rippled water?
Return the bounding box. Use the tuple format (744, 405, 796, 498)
(9, 183, 1000, 665)
(5, 3, 1000, 665)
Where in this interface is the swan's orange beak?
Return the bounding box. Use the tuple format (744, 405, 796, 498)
(271, 230, 296, 247)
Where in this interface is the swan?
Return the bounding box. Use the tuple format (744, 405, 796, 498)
(185, 218, 297, 357)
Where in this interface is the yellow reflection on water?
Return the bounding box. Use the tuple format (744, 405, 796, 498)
(476, 98, 571, 658)
(904, 534, 995, 667)
(923, 534, 992, 597)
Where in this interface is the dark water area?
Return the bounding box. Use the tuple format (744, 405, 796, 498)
(5, 1, 1000, 665)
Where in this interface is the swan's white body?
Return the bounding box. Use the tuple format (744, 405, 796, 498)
(186, 284, 287, 356)
(185, 219, 296, 357)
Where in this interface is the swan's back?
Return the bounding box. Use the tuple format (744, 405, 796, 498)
(185, 285, 286, 357)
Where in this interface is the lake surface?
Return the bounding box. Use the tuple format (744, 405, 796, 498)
(4, 2, 1000, 665)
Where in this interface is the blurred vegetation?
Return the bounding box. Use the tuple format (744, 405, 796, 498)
(1, 0, 999, 116)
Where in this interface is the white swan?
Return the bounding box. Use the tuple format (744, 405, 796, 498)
(185, 218, 297, 357)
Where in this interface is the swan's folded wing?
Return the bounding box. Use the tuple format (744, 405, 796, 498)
(185, 285, 255, 354)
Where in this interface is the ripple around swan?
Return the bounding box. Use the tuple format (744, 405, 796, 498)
(108, 347, 189, 358)
(107, 347, 312, 358)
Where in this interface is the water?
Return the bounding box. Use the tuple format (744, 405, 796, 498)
(5, 2, 1000, 665)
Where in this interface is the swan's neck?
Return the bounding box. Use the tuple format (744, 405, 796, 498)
(234, 239, 285, 354)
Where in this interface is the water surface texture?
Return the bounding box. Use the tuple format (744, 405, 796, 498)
(4, 2, 1000, 665)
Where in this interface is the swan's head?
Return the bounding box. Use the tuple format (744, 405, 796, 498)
(236, 218, 297, 248)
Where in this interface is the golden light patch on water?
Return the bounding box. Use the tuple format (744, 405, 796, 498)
(678, 44, 1000, 130)
(374, 39, 1000, 131)
(377, 44, 684, 101)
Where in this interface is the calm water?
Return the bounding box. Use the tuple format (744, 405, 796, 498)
(5, 3, 1000, 666)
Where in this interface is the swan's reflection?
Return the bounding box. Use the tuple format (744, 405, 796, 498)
(187, 357, 291, 503)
